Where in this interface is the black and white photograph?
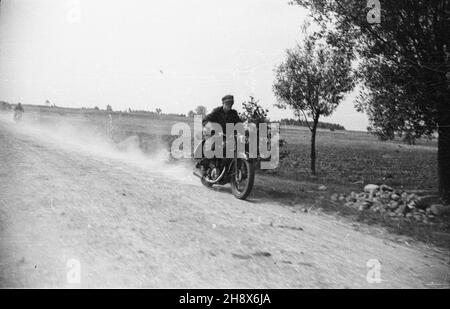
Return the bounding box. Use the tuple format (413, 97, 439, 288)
(0, 0, 449, 291)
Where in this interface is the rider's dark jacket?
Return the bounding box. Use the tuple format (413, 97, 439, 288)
(14, 104, 24, 112)
(203, 106, 241, 134)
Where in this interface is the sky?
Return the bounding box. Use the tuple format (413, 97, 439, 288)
(0, 0, 369, 131)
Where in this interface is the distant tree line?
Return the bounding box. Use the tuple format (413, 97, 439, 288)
(125, 108, 185, 118)
(280, 118, 345, 131)
(0, 101, 12, 111)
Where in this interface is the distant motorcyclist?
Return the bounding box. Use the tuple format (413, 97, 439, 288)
(14, 102, 24, 113)
(13, 102, 24, 122)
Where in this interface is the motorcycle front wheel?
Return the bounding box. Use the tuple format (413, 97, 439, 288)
(230, 159, 255, 200)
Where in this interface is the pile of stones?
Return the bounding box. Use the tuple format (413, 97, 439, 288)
(331, 184, 450, 224)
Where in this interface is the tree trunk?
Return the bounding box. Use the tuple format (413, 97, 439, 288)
(310, 116, 319, 175)
(438, 103, 450, 204)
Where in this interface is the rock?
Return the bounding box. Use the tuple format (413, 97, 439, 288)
(413, 214, 423, 221)
(318, 185, 327, 191)
(388, 201, 399, 210)
(406, 193, 419, 202)
(364, 184, 379, 193)
(429, 204, 450, 217)
(362, 200, 372, 208)
(372, 205, 383, 213)
(358, 204, 367, 211)
(338, 195, 346, 202)
(379, 194, 391, 204)
(390, 193, 401, 201)
(330, 193, 339, 202)
(380, 184, 393, 191)
(407, 201, 416, 210)
(415, 195, 441, 210)
(396, 204, 407, 215)
(346, 196, 357, 203)
(345, 202, 354, 208)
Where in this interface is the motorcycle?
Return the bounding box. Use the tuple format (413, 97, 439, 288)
(13, 110, 23, 123)
(193, 131, 255, 200)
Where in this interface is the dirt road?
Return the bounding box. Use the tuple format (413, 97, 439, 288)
(0, 116, 448, 288)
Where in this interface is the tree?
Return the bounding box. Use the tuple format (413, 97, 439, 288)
(195, 105, 207, 116)
(155, 108, 162, 115)
(106, 104, 113, 112)
(240, 96, 269, 124)
(273, 35, 354, 174)
(239, 96, 270, 161)
(187, 110, 195, 117)
(293, 0, 450, 202)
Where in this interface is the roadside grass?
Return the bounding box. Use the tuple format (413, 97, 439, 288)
(275, 139, 437, 190)
(252, 136, 449, 248)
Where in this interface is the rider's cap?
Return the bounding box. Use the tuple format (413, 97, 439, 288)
(222, 95, 234, 105)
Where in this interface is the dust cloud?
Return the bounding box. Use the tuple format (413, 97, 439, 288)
(0, 111, 197, 184)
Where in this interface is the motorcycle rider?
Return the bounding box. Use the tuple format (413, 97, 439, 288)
(202, 95, 241, 132)
(14, 102, 24, 113)
(13, 102, 24, 122)
(196, 95, 242, 177)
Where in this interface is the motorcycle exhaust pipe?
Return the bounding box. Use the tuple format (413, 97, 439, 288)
(193, 167, 226, 184)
